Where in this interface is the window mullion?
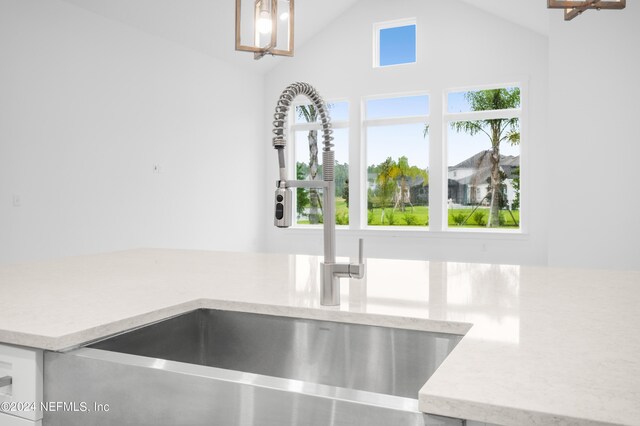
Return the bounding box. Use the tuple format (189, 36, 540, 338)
(428, 93, 444, 232)
(444, 108, 520, 122)
(291, 122, 349, 132)
(363, 116, 429, 127)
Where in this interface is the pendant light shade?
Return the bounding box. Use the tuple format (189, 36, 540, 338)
(548, 0, 626, 21)
(235, 0, 294, 59)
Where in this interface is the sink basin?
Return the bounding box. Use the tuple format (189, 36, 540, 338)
(44, 309, 462, 426)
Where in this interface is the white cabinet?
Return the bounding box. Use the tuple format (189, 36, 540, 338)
(0, 344, 43, 424)
(0, 413, 42, 426)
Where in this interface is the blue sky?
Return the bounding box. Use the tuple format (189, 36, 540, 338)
(445, 90, 520, 165)
(367, 123, 428, 170)
(294, 94, 520, 173)
(366, 95, 429, 119)
(295, 102, 349, 123)
(366, 94, 520, 168)
(366, 96, 429, 170)
(447, 88, 518, 113)
(448, 92, 471, 113)
(379, 25, 416, 67)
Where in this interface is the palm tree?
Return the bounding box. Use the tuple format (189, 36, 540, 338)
(451, 88, 520, 227)
(296, 162, 309, 218)
(389, 156, 428, 212)
(297, 105, 321, 223)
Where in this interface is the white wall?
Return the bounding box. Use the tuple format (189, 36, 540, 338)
(5, 0, 633, 270)
(264, 0, 549, 265)
(0, 0, 266, 264)
(548, 3, 640, 270)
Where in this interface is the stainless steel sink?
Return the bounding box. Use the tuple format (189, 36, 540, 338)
(44, 309, 462, 426)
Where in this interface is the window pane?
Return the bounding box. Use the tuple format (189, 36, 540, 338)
(379, 24, 416, 67)
(366, 123, 429, 227)
(294, 101, 349, 124)
(447, 119, 520, 229)
(447, 87, 520, 113)
(366, 95, 429, 120)
(295, 128, 349, 225)
(328, 102, 349, 121)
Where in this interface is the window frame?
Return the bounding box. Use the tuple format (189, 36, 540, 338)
(442, 82, 526, 234)
(361, 91, 431, 230)
(281, 82, 528, 238)
(373, 18, 418, 69)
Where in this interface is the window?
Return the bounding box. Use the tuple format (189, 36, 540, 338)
(374, 19, 417, 67)
(364, 94, 429, 227)
(445, 86, 522, 230)
(284, 84, 524, 235)
(292, 101, 349, 226)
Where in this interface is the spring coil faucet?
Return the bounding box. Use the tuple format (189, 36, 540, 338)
(272, 82, 365, 306)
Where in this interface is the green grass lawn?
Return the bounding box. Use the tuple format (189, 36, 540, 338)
(367, 206, 429, 226)
(298, 200, 519, 229)
(297, 197, 350, 225)
(446, 208, 519, 228)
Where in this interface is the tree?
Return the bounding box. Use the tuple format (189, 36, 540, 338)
(296, 162, 309, 218)
(389, 156, 428, 212)
(485, 170, 508, 209)
(375, 157, 397, 223)
(334, 162, 349, 200)
(511, 166, 520, 210)
(342, 178, 349, 207)
(297, 105, 321, 224)
(450, 88, 520, 227)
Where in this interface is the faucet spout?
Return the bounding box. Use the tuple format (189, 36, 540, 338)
(271, 82, 365, 306)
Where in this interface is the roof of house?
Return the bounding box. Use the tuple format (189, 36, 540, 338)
(450, 150, 519, 171)
(449, 150, 520, 185)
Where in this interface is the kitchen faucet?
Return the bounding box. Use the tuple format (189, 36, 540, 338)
(271, 82, 365, 306)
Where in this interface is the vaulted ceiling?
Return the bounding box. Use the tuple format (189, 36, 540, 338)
(458, 0, 549, 36)
(60, 0, 549, 73)
(60, 0, 361, 73)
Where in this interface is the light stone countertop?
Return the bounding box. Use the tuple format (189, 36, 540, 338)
(0, 249, 638, 426)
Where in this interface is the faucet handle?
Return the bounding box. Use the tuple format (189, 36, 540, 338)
(348, 239, 365, 280)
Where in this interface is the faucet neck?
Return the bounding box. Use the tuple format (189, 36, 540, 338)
(271, 82, 337, 261)
(272, 82, 334, 153)
(272, 82, 361, 306)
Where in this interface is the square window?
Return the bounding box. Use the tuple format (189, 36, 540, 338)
(374, 19, 416, 68)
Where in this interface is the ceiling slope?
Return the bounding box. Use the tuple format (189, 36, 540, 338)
(59, 0, 547, 73)
(60, 0, 360, 73)
(458, 0, 550, 36)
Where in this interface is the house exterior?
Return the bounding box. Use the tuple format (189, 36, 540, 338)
(447, 151, 519, 207)
(366, 151, 518, 210)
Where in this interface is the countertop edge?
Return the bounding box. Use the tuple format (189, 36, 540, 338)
(0, 298, 471, 351)
(418, 393, 629, 426)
